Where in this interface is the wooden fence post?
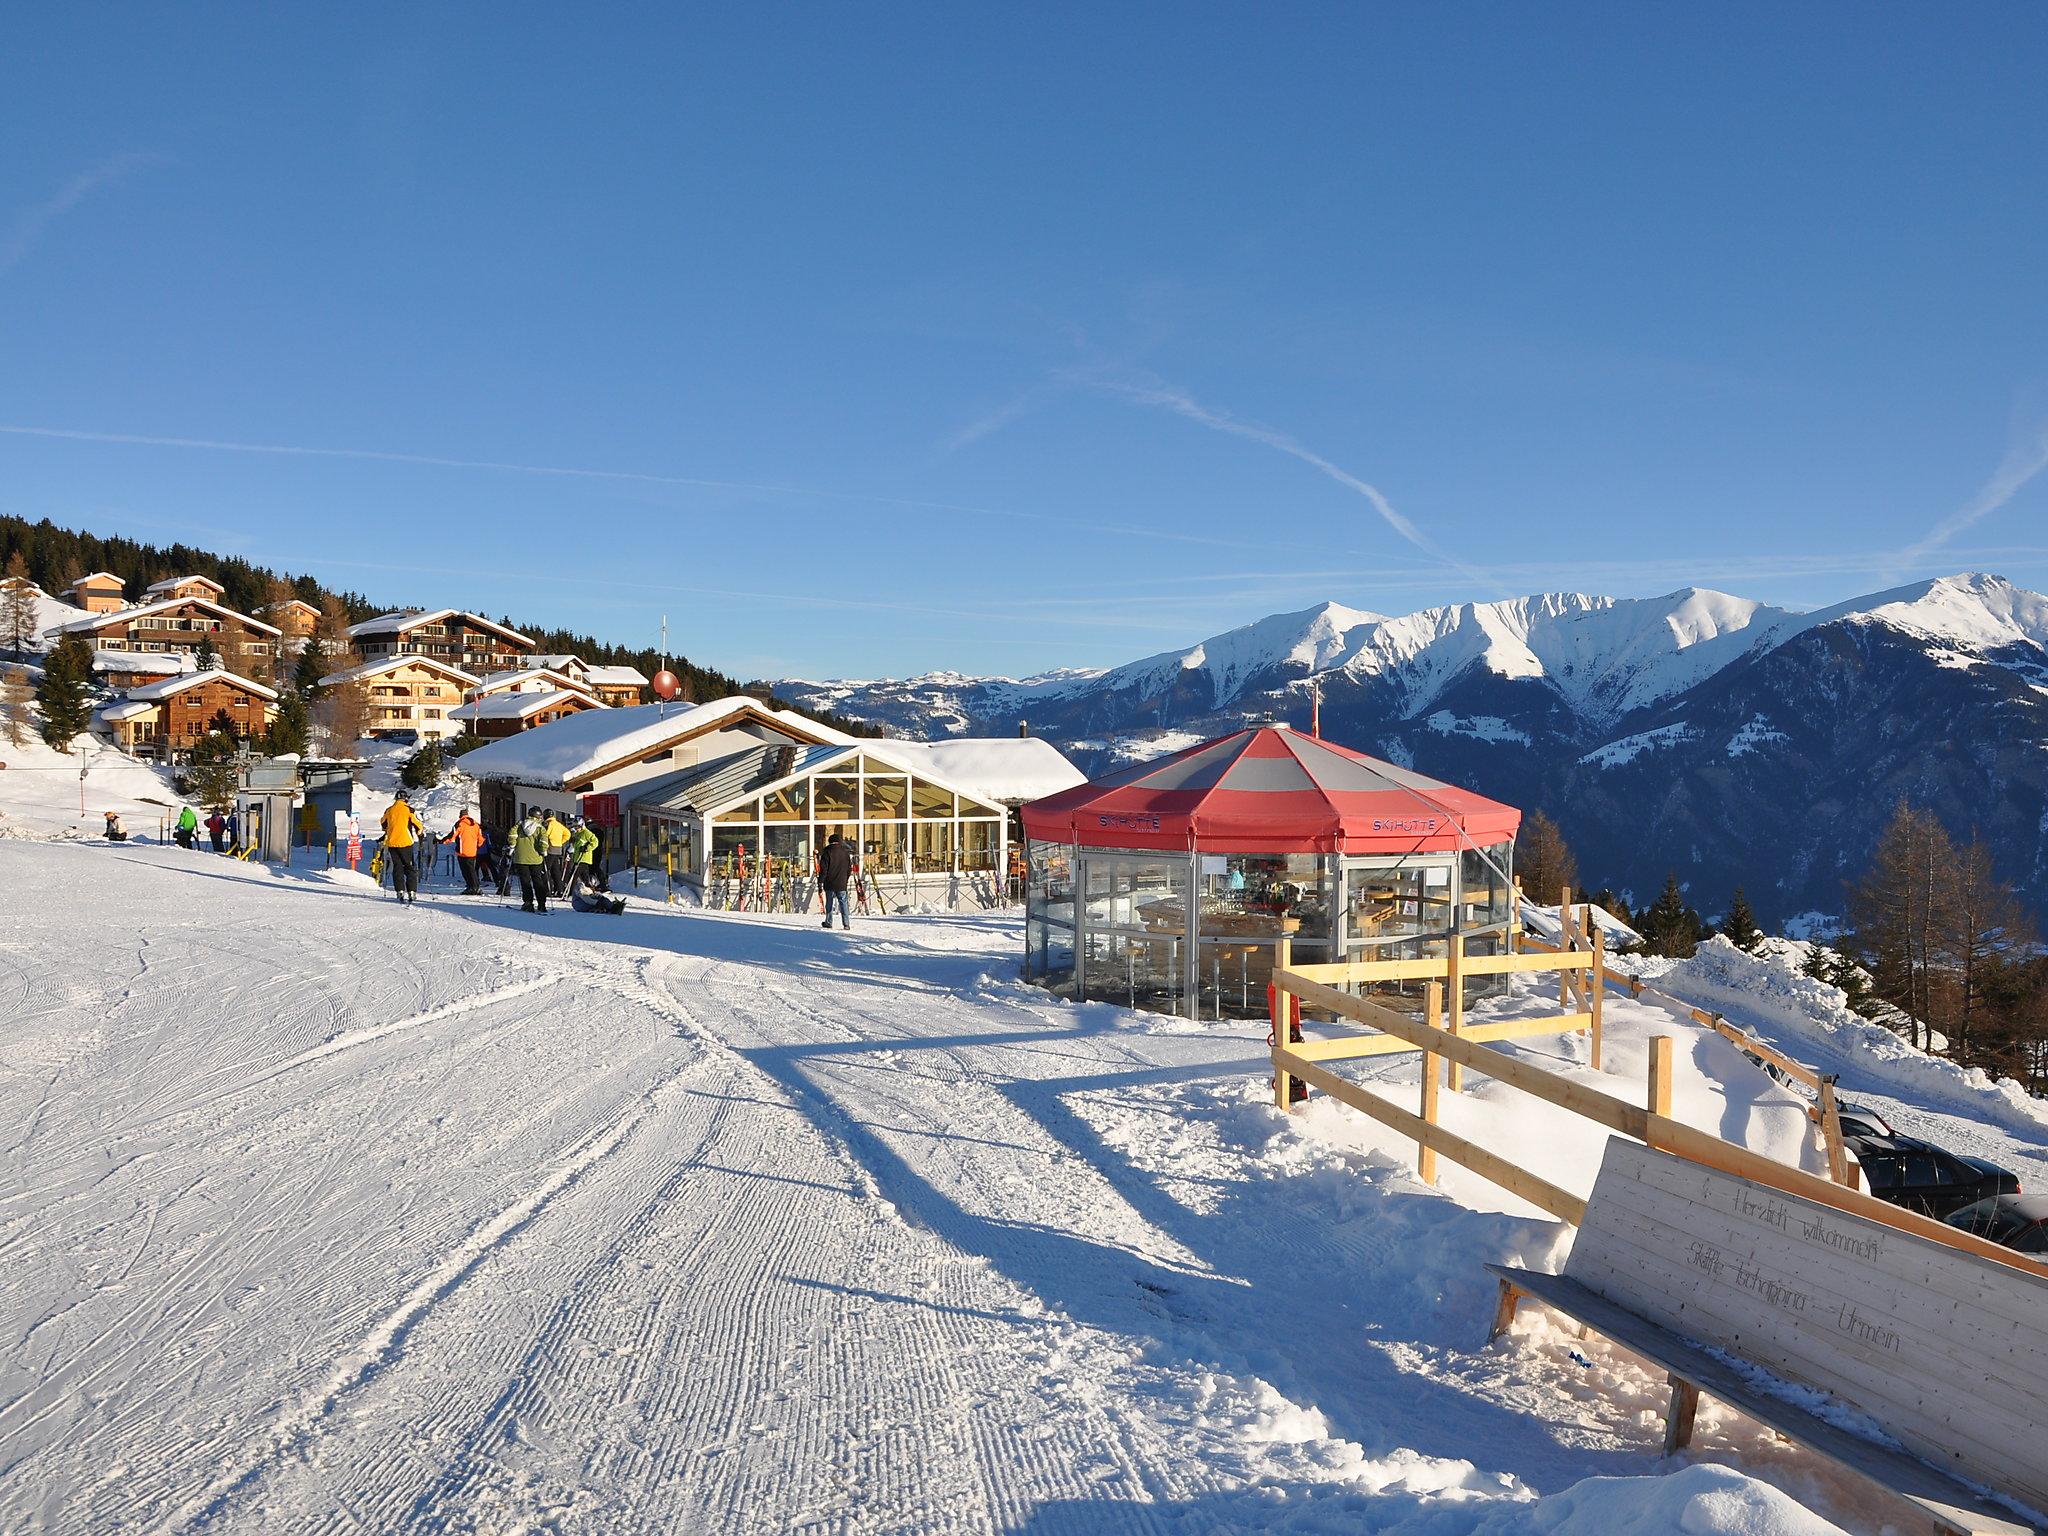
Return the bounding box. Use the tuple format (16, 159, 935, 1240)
(1445, 934, 1465, 1093)
(1817, 1074, 1851, 1186)
(1510, 875, 1523, 953)
(1419, 981, 1442, 1183)
(1272, 935, 1294, 1111)
(1558, 886, 1574, 1009)
(1589, 924, 1605, 1072)
(1648, 1034, 1673, 1117)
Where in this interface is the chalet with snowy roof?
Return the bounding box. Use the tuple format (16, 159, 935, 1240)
(100, 670, 278, 758)
(516, 653, 647, 706)
(63, 572, 128, 614)
(318, 654, 477, 742)
(465, 666, 600, 706)
(257, 598, 321, 642)
(349, 610, 533, 675)
(142, 574, 226, 603)
(452, 688, 601, 739)
(94, 648, 197, 690)
(55, 595, 280, 664)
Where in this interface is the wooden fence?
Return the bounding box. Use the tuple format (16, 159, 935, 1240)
(1268, 916, 2047, 1278)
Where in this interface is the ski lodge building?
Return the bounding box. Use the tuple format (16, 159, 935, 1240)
(99, 670, 280, 758)
(317, 654, 478, 742)
(348, 609, 534, 675)
(521, 654, 649, 706)
(53, 593, 282, 666)
(1020, 725, 1521, 1020)
(459, 697, 1082, 909)
(61, 572, 129, 613)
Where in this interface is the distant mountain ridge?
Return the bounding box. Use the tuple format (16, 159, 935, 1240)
(776, 574, 2048, 924)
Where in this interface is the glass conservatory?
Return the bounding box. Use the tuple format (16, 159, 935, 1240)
(627, 742, 1009, 910)
(1020, 726, 1522, 1020)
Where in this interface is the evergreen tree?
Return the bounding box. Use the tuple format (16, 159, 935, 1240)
(266, 690, 311, 757)
(181, 727, 241, 808)
(35, 634, 92, 750)
(1638, 872, 1704, 958)
(1, 665, 33, 748)
(1588, 887, 1635, 929)
(1721, 887, 1763, 952)
(2, 551, 40, 657)
(400, 739, 443, 789)
(293, 632, 327, 697)
(1516, 809, 1580, 907)
(195, 634, 220, 670)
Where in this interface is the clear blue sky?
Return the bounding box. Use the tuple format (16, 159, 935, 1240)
(4, 6, 2045, 679)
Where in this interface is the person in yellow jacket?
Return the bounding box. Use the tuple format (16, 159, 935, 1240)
(543, 809, 573, 897)
(442, 811, 485, 896)
(380, 791, 425, 905)
(511, 808, 551, 913)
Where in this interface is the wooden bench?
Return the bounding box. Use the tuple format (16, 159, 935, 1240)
(1488, 1139, 2046, 1536)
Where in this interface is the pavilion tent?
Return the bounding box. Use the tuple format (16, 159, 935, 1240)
(1021, 726, 1521, 855)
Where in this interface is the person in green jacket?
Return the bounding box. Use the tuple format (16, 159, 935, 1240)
(510, 809, 550, 914)
(174, 804, 199, 850)
(568, 816, 600, 893)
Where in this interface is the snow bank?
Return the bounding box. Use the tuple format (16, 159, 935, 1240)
(1464, 1461, 1850, 1535)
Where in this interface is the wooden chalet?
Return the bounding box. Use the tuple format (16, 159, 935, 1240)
(63, 572, 128, 614)
(349, 609, 534, 675)
(101, 670, 279, 758)
(54, 595, 281, 664)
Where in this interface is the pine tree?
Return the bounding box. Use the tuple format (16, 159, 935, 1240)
(2, 552, 40, 657)
(1721, 887, 1763, 952)
(195, 634, 219, 670)
(1, 665, 33, 748)
(293, 634, 328, 697)
(400, 739, 443, 789)
(182, 727, 241, 808)
(266, 690, 311, 757)
(1638, 872, 1704, 958)
(35, 634, 92, 750)
(1516, 808, 1580, 907)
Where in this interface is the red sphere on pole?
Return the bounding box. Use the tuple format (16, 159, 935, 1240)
(651, 669, 681, 701)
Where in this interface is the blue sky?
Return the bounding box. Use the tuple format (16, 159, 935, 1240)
(3, 5, 2045, 679)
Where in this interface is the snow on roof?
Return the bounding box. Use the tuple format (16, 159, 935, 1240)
(458, 695, 852, 789)
(880, 736, 1087, 805)
(348, 609, 533, 646)
(143, 574, 224, 594)
(56, 595, 281, 636)
(125, 669, 280, 702)
(453, 689, 598, 721)
(581, 664, 649, 687)
(258, 598, 321, 615)
(317, 654, 480, 688)
(524, 653, 587, 672)
(65, 571, 124, 588)
(469, 666, 593, 697)
(93, 648, 194, 677)
(99, 699, 156, 722)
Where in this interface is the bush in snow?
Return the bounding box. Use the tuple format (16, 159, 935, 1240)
(400, 740, 443, 789)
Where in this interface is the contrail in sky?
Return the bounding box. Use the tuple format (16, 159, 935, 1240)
(1892, 415, 2048, 573)
(0, 152, 166, 276)
(1084, 373, 1505, 592)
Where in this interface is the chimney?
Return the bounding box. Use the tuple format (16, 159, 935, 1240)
(1018, 719, 1029, 738)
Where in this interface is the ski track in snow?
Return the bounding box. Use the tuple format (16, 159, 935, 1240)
(6, 843, 2031, 1533)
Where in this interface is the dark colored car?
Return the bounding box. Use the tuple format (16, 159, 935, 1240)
(1833, 1103, 1893, 1140)
(1945, 1193, 2048, 1256)
(1844, 1131, 2020, 1218)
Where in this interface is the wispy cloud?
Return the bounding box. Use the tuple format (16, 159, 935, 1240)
(0, 152, 167, 276)
(1077, 369, 1506, 594)
(1890, 414, 2048, 575)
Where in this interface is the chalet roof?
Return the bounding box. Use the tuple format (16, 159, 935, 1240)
(626, 738, 1007, 820)
(318, 654, 481, 689)
(143, 574, 225, 595)
(469, 666, 596, 698)
(124, 669, 280, 703)
(258, 598, 321, 616)
(880, 736, 1086, 806)
(55, 596, 281, 637)
(348, 609, 533, 647)
(524, 653, 587, 673)
(453, 689, 599, 722)
(582, 664, 649, 687)
(457, 695, 852, 790)
(65, 571, 125, 589)
(93, 648, 195, 678)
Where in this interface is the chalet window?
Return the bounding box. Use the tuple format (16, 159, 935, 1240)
(232, 694, 250, 705)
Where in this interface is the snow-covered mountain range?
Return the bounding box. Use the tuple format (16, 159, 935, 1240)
(777, 574, 2048, 923)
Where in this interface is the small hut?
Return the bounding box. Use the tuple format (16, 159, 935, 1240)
(1019, 725, 1522, 1020)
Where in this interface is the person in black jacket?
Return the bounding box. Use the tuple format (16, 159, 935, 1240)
(818, 832, 854, 929)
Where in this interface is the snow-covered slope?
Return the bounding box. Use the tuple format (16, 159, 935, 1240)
(16, 839, 2026, 1530)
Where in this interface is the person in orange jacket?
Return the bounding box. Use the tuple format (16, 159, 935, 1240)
(442, 811, 486, 895)
(380, 791, 425, 905)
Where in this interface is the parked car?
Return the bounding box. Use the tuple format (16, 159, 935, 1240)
(1945, 1193, 2048, 1256)
(1845, 1130, 2021, 1218)
(1833, 1103, 1894, 1140)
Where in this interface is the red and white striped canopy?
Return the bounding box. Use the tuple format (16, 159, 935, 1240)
(1021, 726, 1521, 854)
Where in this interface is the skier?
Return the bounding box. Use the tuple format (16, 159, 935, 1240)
(204, 809, 226, 854)
(482, 825, 512, 896)
(818, 831, 854, 930)
(543, 810, 572, 896)
(380, 791, 425, 905)
(174, 804, 198, 850)
(568, 815, 599, 894)
(103, 810, 127, 842)
(442, 811, 486, 895)
(571, 883, 626, 915)
(225, 807, 240, 850)
(511, 808, 550, 913)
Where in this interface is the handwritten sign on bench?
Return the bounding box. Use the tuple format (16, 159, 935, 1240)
(1572, 1139, 2048, 1515)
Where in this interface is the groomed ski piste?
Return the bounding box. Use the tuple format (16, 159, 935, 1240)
(5, 804, 2047, 1531)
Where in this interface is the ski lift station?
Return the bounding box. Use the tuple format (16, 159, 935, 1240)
(1020, 726, 1522, 1020)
